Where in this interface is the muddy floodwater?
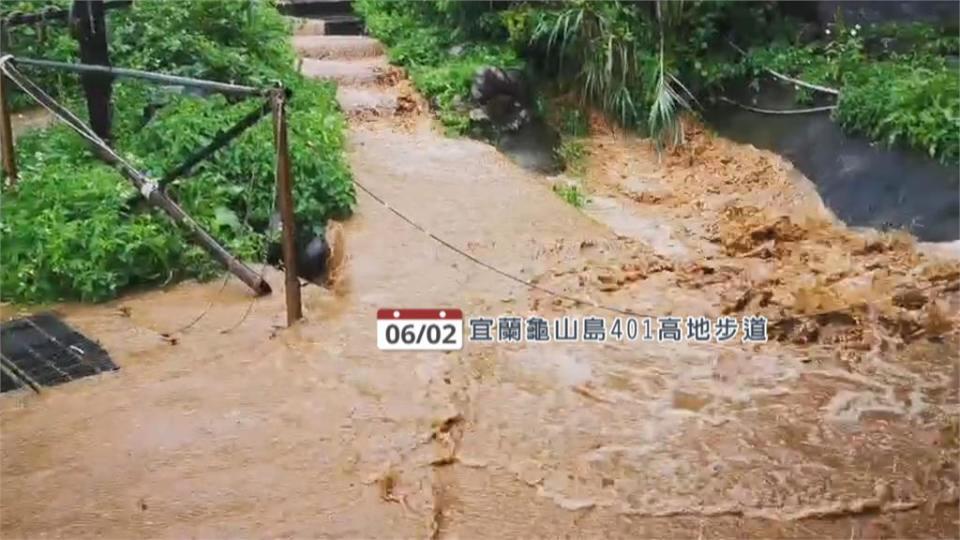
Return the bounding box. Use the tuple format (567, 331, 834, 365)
(3, 34, 959, 539)
(704, 81, 960, 243)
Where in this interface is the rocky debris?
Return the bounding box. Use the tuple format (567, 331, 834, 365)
(719, 207, 809, 256)
(618, 177, 672, 205)
(336, 86, 399, 117)
(470, 66, 533, 132)
(892, 288, 929, 310)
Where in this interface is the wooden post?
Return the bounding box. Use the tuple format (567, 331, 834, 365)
(0, 31, 16, 184)
(70, 0, 113, 142)
(272, 88, 302, 326)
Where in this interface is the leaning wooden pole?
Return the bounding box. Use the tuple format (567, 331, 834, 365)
(0, 33, 16, 184)
(272, 88, 302, 326)
(116, 162, 273, 297)
(0, 69, 16, 184)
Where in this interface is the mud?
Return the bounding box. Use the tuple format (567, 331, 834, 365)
(704, 80, 959, 242)
(2, 31, 959, 540)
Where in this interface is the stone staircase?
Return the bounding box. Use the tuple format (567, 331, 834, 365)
(285, 1, 405, 118)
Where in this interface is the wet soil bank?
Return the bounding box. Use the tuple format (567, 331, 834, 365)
(2, 30, 959, 539)
(703, 81, 959, 243)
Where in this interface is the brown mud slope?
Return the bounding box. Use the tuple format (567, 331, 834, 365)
(2, 32, 959, 539)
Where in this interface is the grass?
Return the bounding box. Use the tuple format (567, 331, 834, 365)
(553, 181, 588, 208)
(555, 138, 587, 178)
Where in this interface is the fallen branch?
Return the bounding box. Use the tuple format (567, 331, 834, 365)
(728, 41, 841, 97)
(718, 96, 837, 115)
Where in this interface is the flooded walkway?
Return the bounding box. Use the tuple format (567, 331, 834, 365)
(2, 26, 958, 539)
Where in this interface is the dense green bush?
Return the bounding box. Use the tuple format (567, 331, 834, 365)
(1, 1, 355, 303)
(358, 0, 751, 143)
(837, 62, 958, 162)
(749, 19, 960, 163)
(358, 0, 958, 163)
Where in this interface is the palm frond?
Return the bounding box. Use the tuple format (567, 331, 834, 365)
(648, 31, 692, 154)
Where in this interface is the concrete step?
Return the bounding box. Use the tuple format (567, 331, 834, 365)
(300, 57, 388, 86)
(278, 0, 353, 18)
(318, 14, 364, 36)
(288, 14, 364, 36)
(293, 35, 383, 60)
(336, 86, 400, 116)
(290, 18, 326, 36)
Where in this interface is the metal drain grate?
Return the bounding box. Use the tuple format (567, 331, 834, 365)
(1, 313, 117, 393)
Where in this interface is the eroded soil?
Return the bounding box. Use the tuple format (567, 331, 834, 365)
(1, 31, 958, 539)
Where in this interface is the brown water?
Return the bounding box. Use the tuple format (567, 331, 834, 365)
(2, 35, 959, 539)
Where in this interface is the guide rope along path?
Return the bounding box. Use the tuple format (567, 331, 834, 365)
(352, 178, 953, 327)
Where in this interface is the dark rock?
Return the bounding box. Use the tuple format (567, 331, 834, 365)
(470, 66, 534, 131)
(266, 213, 331, 284)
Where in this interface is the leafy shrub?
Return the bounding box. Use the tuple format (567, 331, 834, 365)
(555, 138, 586, 177)
(108, 0, 296, 85)
(837, 61, 959, 162)
(358, 0, 958, 162)
(0, 1, 355, 303)
(553, 181, 587, 208)
(749, 19, 960, 163)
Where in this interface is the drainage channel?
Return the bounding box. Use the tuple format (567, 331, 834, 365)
(1, 313, 118, 393)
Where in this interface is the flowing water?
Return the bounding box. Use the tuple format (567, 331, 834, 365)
(703, 81, 959, 243)
(2, 32, 958, 539)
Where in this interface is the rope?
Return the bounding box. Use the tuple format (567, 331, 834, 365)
(353, 178, 959, 328)
(162, 274, 231, 336)
(219, 89, 283, 334)
(718, 97, 836, 115)
(173, 102, 276, 335)
(353, 179, 645, 318)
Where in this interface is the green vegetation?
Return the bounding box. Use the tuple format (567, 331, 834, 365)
(749, 20, 959, 162)
(555, 138, 587, 178)
(2, 0, 76, 111)
(1, 1, 355, 304)
(357, 0, 959, 163)
(548, 99, 588, 180)
(553, 181, 587, 208)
